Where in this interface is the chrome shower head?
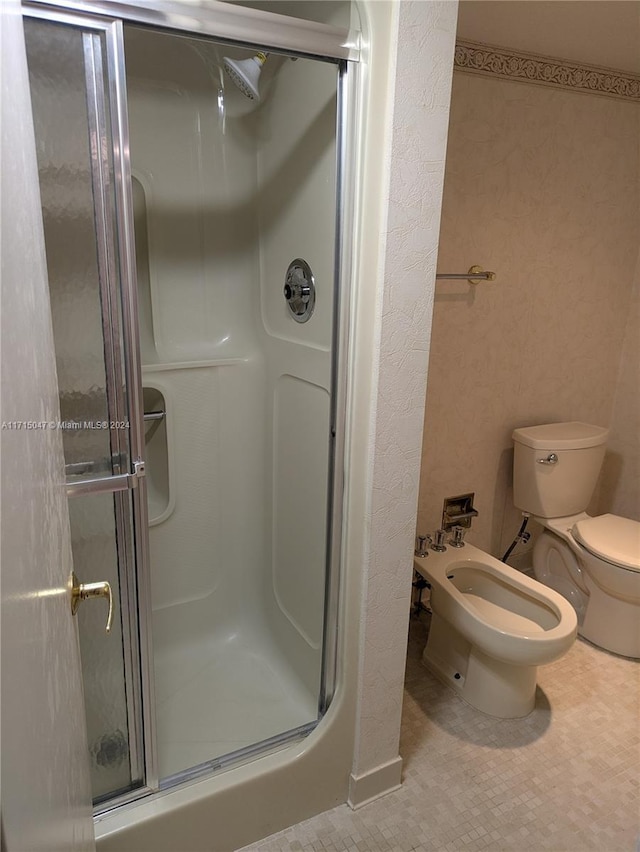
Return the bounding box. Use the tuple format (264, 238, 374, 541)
(223, 52, 267, 101)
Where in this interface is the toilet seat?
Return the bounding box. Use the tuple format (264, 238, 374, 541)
(535, 526, 640, 656)
(572, 514, 640, 572)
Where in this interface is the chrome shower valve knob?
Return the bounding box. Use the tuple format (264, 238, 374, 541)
(284, 258, 315, 322)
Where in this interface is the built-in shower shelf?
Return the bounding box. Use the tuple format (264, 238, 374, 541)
(142, 358, 247, 373)
(143, 386, 172, 526)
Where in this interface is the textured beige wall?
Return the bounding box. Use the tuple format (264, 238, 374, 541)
(599, 258, 640, 521)
(349, 0, 458, 803)
(417, 71, 640, 559)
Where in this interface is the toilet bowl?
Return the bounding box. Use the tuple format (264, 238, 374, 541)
(414, 543, 577, 718)
(533, 514, 640, 658)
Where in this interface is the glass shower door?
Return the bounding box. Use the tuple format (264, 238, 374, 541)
(23, 12, 150, 805)
(24, 0, 350, 810)
(123, 23, 344, 786)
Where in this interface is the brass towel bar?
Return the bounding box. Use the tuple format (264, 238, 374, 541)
(436, 265, 496, 284)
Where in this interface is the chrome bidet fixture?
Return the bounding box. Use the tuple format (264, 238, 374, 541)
(415, 535, 431, 557)
(431, 529, 447, 552)
(223, 52, 267, 101)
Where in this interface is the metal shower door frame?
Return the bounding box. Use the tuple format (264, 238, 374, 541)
(24, 0, 360, 815)
(22, 3, 158, 808)
(21, 0, 361, 62)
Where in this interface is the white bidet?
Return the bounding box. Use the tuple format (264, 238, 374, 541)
(414, 543, 577, 718)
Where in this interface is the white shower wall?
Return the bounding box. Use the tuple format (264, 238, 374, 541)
(256, 53, 338, 698)
(125, 28, 265, 623)
(124, 26, 338, 776)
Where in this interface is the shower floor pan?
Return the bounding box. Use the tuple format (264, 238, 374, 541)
(152, 601, 317, 781)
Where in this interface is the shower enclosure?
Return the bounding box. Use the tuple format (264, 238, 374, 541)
(23, 0, 355, 812)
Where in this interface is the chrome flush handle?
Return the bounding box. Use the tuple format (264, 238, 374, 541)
(537, 453, 559, 465)
(70, 571, 113, 633)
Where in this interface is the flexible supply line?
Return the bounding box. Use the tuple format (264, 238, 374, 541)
(502, 513, 530, 563)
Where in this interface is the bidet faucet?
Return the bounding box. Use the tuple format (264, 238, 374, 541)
(449, 525, 466, 547)
(415, 534, 431, 557)
(431, 529, 447, 552)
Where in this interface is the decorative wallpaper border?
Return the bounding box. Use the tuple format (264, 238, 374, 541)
(454, 40, 640, 102)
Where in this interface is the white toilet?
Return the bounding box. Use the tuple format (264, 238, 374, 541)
(414, 543, 577, 718)
(513, 421, 640, 659)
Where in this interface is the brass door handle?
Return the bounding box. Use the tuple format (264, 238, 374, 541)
(70, 571, 113, 633)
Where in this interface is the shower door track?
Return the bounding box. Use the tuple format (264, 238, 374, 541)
(24, 0, 360, 817)
(23, 0, 361, 61)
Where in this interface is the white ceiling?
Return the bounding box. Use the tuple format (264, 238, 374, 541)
(456, 1, 640, 75)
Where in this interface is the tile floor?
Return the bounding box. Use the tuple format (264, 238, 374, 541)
(241, 613, 640, 852)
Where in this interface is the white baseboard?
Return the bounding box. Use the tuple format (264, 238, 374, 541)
(347, 756, 403, 809)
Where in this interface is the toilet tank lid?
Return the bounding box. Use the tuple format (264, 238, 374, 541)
(572, 514, 640, 571)
(512, 422, 609, 450)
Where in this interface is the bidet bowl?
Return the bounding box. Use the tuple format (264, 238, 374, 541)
(428, 549, 576, 665)
(414, 543, 577, 717)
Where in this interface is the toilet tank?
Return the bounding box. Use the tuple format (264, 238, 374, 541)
(512, 422, 608, 518)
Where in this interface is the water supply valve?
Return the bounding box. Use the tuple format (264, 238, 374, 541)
(415, 534, 431, 557)
(449, 525, 466, 548)
(431, 529, 447, 552)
